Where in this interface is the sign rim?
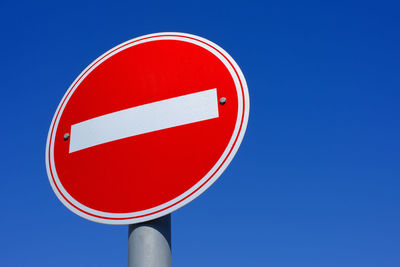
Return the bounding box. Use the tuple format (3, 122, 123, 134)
(45, 32, 250, 224)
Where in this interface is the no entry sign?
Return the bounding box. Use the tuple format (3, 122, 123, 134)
(45, 32, 249, 224)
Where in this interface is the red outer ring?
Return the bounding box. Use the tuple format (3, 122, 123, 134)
(48, 34, 246, 220)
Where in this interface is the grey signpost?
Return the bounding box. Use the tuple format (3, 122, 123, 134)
(128, 215, 171, 267)
(45, 32, 249, 267)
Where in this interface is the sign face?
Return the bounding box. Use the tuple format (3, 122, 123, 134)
(46, 32, 249, 224)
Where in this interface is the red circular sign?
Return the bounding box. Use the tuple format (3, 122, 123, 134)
(46, 33, 249, 224)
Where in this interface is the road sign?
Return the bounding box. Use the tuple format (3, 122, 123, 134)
(45, 32, 250, 224)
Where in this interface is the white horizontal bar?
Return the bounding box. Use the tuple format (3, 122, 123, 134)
(69, 88, 219, 153)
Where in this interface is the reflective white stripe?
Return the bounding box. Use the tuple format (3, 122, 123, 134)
(69, 88, 219, 153)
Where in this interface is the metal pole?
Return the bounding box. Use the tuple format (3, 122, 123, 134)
(128, 214, 171, 267)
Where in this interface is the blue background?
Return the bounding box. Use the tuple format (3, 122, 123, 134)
(1, 0, 399, 266)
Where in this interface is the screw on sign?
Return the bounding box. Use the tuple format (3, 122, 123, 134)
(45, 32, 250, 225)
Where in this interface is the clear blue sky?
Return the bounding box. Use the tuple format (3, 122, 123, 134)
(1, 0, 400, 266)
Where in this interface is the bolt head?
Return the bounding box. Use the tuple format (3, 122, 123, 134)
(219, 97, 227, 105)
(64, 133, 70, 141)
